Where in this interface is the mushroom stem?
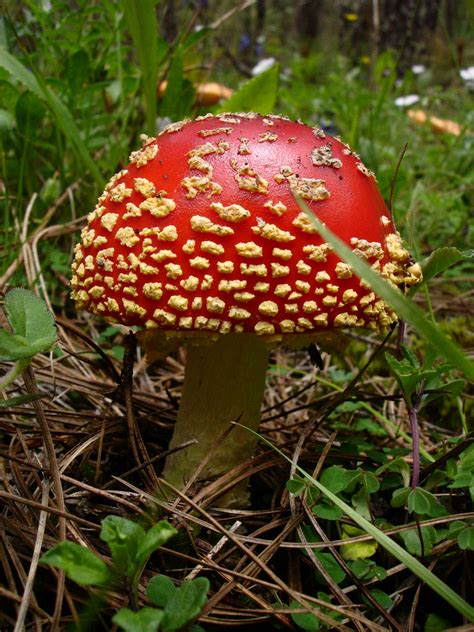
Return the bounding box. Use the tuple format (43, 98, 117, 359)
(163, 334, 270, 506)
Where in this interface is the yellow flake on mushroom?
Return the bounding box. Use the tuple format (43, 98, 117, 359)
(123, 286, 138, 296)
(322, 295, 337, 307)
(274, 284, 291, 297)
(264, 200, 287, 216)
(217, 261, 234, 274)
(180, 276, 199, 291)
(288, 175, 330, 202)
(106, 298, 120, 312)
(100, 213, 120, 232)
(134, 178, 156, 198)
(182, 240, 196, 254)
(334, 313, 358, 327)
(115, 227, 140, 247)
(297, 260, 312, 275)
(182, 176, 223, 199)
(151, 250, 177, 262)
(303, 301, 318, 313)
(335, 262, 353, 279)
(252, 222, 295, 242)
(168, 295, 188, 311)
(198, 127, 234, 137)
(342, 289, 358, 304)
(129, 144, 159, 168)
(123, 203, 142, 219)
(118, 272, 138, 283)
(165, 263, 183, 278)
(284, 303, 298, 313)
(280, 319, 296, 333)
(206, 297, 226, 313)
(218, 279, 247, 292)
(314, 313, 328, 326)
(188, 155, 213, 176)
(123, 299, 146, 317)
(188, 140, 229, 158)
(191, 215, 234, 236)
(157, 226, 178, 241)
(109, 183, 133, 202)
(292, 213, 319, 234)
(89, 286, 105, 299)
(315, 271, 331, 283)
(201, 240, 225, 255)
(311, 143, 342, 169)
(234, 292, 255, 302)
(143, 283, 163, 300)
(228, 306, 251, 320)
(210, 202, 251, 223)
(271, 263, 290, 277)
(258, 132, 278, 142)
(272, 248, 292, 260)
(189, 256, 210, 269)
(200, 274, 214, 290)
(192, 297, 202, 310)
(179, 316, 193, 329)
(295, 280, 310, 293)
(240, 263, 268, 276)
(255, 321, 275, 335)
(153, 308, 176, 325)
(254, 282, 270, 292)
(139, 196, 176, 218)
(326, 284, 339, 293)
(236, 241, 263, 258)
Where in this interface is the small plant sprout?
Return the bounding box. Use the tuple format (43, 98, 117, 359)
(70, 113, 422, 506)
(0, 289, 57, 392)
(40, 515, 209, 630)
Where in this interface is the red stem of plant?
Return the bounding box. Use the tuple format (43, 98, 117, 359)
(409, 405, 420, 489)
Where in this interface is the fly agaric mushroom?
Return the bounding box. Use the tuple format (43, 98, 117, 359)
(71, 113, 422, 506)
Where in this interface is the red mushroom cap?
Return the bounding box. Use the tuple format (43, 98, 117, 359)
(71, 113, 421, 337)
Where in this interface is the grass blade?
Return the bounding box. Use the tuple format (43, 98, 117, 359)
(294, 196, 474, 380)
(0, 50, 102, 186)
(123, 0, 159, 135)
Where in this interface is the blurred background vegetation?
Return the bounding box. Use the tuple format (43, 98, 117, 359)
(1, 0, 473, 304)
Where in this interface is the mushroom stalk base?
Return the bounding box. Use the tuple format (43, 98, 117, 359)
(162, 334, 270, 507)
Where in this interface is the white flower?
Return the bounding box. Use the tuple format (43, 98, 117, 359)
(251, 57, 276, 76)
(394, 94, 420, 107)
(411, 64, 426, 75)
(460, 66, 474, 82)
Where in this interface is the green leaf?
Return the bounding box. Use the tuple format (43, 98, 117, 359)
(391, 487, 411, 508)
(0, 50, 102, 186)
(407, 488, 443, 516)
(314, 552, 346, 585)
(424, 613, 451, 632)
(287, 475, 307, 496)
(136, 521, 178, 567)
(311, 502, 344, 521)
(457, 526, 474, 551)
(320, 466, 359, 494)
(289, 600, 320, 631)
(366, 589, 392, 610)
(147, 574, 176, 608)
(421, 247, 472, 284)
(100, 516, 145, 577)
(0, 393, 46, 408)
(376, 458, 411, 488)
(40, 541, 112, 586)
(0, 331, 34, 361)
(123, 0, 159, 135)
(4, 289, 57, 353)
(217, 63, 279, 115)
(294, 196, 474, 380)
(113, 607, 163, 632)
(340, 525, 378, 560)
(400, 526, 437, 557)
(349, 559, 387, 581)
(160, 578, 210, 632)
